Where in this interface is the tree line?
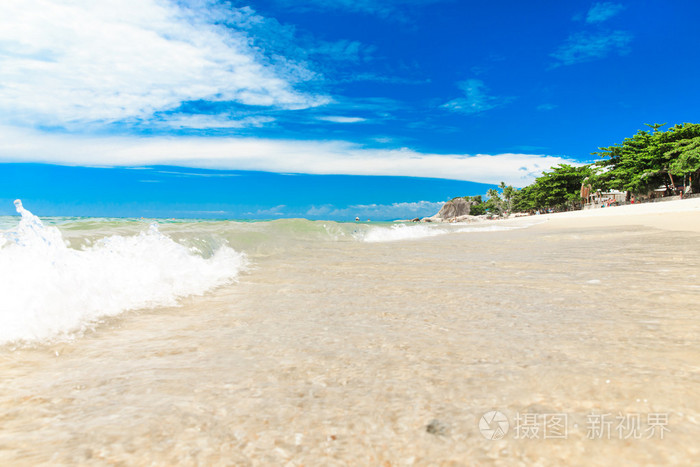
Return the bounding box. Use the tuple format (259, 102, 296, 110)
(470, 122, 700, 215)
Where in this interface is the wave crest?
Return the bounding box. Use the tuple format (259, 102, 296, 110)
(0, 200, 247, 344)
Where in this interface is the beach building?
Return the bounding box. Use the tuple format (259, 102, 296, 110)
(582, 184, 695, 210)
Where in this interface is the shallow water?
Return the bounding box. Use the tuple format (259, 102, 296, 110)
(1, 211, 699, 465)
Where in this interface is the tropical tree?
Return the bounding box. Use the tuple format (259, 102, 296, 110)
(591, 124, 668, 194)
(457, 122, 699, 216)
(523, 164, 592, 211)
(592, 123, 700, 195)
(499, 181, 516, 215)
(511, 184, 536, 213)
(485, 188, 504, 216)
(660, 123, 700, 191)
(465, 195, 486, 215)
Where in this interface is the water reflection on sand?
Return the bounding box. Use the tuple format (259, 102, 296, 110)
(1, 222, 698, 465)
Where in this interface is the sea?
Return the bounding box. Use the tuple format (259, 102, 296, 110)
(1, 200, 698, 465)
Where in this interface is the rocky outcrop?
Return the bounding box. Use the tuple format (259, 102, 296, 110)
(435, 197, 472, 219)
(421, 198, 476, 223)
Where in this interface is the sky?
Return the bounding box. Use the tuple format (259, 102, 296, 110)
(0, 164, 495, 220)
(1, 0, 698, 220)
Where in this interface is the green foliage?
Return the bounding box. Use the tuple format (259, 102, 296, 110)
(469, 203, 486, 216)
(512, 164, 592, 212)
(451, 191, 512, 217)
(451, 122, 699, 215)
(453, 195, 482, 204)
(592, 123, 700, 194)
(661, 124, 700, 177)
(511, 184, 536, 212)
(502, 184, 516, 213)
(451, 195, 489, 215)
(485, 188, 504, 215)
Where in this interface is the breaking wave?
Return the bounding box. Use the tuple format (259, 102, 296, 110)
(0, 200, 247, 344)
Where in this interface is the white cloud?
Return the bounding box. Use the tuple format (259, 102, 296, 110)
(586, 2, 625, 23)
(551, 30, 633, 66)
(251, 205, 287, 217)
(161, 115, 275, 129)
(307, 200, 444, 220)
(0, 0, 327, 128)
(0, 125, 577, 187)
(317, 116, 367, 123)
(441, 79, 512, 115)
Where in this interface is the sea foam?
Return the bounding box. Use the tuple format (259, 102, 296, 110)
(0, 200, 247, 344)
(360, 221, 541, 243)
(361, 224, 450, 242)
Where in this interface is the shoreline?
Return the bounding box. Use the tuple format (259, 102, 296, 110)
(476, 197, 700, 233)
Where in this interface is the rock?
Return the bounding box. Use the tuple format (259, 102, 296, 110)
(406, 198, 485, 224)
(426, 419, 449, 436)
(434, 198, 472, 220)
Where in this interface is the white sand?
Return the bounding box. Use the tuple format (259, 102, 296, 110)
(503, 198, 700, 233)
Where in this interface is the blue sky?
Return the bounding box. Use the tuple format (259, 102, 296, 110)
(0, 0, 698, 219)
(0, 164, 494, 220)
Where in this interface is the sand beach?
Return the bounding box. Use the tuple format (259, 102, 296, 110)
(507, 197, 700, 233)
(0, 199, 698, 465)
(3, 1, 700, 465)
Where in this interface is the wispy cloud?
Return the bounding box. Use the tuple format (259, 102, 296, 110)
(0, 125, 577, 187)
(308, 40, 377, 63)
(250, 205, 287, 217)
(307, 200, 444, 220)
(305, 96, 404, 125)
(536, 103, 557, 111)
(0, 0, 328, 129)
(441, 79, 512, 115)
(161, 115, 276, 129)
(554, 2, 631, 67)
(586, 2, 625, 23)
(317, 116, 367, 123)
(551, 30, 633, 66)
(338, 73, 430, 85)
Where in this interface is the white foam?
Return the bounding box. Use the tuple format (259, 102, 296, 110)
(361, 221, 539, 243)
(454, 223, 535, 233)
(0, 200, 247, 344)
(361, 224, 450, 242)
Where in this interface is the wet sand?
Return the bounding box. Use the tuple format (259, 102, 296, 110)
(1, 201, 699, 466)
